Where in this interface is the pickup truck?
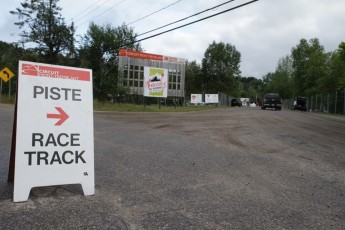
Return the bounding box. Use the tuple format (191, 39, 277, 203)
(261, 93, 282, 111)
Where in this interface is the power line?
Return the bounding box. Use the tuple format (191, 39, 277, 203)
(116, 0, 259, 50)
(71, 0, 111, 22)
(126, 0, 183, 26)
(76, 0, 126, 28)
(137, 0, 235, 37)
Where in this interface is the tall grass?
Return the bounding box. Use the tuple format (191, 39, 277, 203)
(0, 97, 222, 112)
(0, 95, 16, 104)
(93, 100, 220, 112)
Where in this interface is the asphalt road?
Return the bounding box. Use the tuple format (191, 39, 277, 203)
(1, 103, 345, 229)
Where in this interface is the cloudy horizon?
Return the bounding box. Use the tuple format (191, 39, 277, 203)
(1, 0, 344, 78)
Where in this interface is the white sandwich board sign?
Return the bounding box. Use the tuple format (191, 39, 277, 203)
(13, 61, 94, 202)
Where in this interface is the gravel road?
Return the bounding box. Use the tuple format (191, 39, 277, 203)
(1, 104, 344, 229)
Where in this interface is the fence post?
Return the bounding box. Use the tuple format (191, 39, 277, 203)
(0, 79, 2, 101)
(335, 91, 337, 114)
(343, 90, 345, 115)
(327, 93, 329, 113)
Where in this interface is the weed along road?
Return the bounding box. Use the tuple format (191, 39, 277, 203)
(1, 103, 345, 229)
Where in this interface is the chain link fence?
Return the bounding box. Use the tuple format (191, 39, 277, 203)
(283, 91, 345, 115)
(219, 92, 234, 106)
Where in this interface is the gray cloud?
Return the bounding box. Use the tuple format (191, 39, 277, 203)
(2, 0, 344, 78)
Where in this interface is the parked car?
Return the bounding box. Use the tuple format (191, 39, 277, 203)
(231, 98, 242, 107)
(293, 96, 308, 111)
(261, 93, 282, 110)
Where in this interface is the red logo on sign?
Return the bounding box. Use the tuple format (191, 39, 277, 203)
(22, 64, 39, 76)
(21, 63, 90, 81)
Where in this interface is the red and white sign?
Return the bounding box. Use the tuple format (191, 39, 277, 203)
(13, 61, 94, 202)
(119, 48, 186, 64)
(119, 49, 163, 61)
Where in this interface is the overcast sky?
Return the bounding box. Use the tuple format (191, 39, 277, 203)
(1, 0, 345, 78)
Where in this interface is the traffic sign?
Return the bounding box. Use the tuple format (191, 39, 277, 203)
(13, 61, 94, 202)
(0, 67, 15, 82)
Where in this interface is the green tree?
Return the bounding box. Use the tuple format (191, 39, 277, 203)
(338, 42, 345, 61)
(239, 76, 264, 102)
(185, 60, 202, 97)
(265, 55, 293, 99)
(10, 0, 75, 64)
(317, 51, 340, 92)
(320, 42, 345, 92)
(0, 41, 38, 98)
(201, 41, 241, 96)
(335, 42, 345, 90)
(291, 38, 327, 95)
(79, 23, 141, 100)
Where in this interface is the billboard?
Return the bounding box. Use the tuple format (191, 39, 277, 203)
(191, 94, 202, 104)
(205, 94, 219, 103)
(144, 67, 168, 97)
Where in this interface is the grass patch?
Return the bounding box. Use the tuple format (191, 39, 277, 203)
(93, 100, 222, 112)
(0, 95, 16, 104)
(0, 98, 224, 112)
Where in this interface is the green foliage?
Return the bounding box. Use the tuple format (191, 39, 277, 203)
(264, 56, 293, 99)
(263, 38, 345, 99)
(0, 42, 25, 96)
(93, 100, 224, 112)
(335, 42, 345, 90)
(338, 42, 345, 61)
(79, 23, 141, 101)
(185, 60, 202, 96)
(10, 0, 75, 64)
(291, 38, 328, 96)
(239, 76, 264, 102)
(201, 41, 241, 96)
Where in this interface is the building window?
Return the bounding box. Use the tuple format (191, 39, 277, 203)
(129, 71, 134, 79)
